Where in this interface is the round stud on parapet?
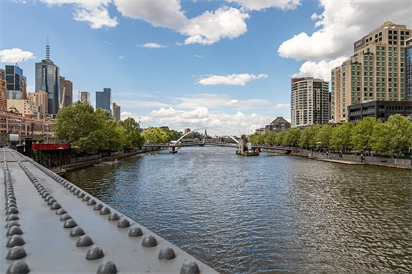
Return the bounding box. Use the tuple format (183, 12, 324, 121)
(60, 214, 72, 221)
(97, 261, 118, 274)
(86, 246, 104, 260)
(6, 214, 19, 221)
(94, 203, 103, 210)
(74, 189, 81, 195)
(158, 246, 176, 260)
(50, 202, 61, 210)
(82, 195, 91, 202)
(141, 235, 157, 247)
(6, 206, 19, 215)
(6, 260, 29, 274)
(76, 235, 94, 247)
(180, 261, 200, 274)
(108, 213, 120, 221)
(47, 198, 57, 206)
(6, 235, 25, 247)
(100, 207, 111, 215)
(128, 227, 143, 237)
(87, 199, 97, 206)
(6, 246, 27, 260)
(5, 221, 20, 228)
(63, 219, 78, 228)
(55, 208, 67, 215)
(6, 226, 23, 236)
(70, 226, 85, 237)
(117, 219, 130, 228)
(77, 192, 85, 199)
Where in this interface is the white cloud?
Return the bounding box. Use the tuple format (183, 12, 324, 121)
(226, 0, 301, 11)
(0, 48, 36, 63)
(120, 111, 152, 123)
(194, 55, 203, 58)
(118, 55, 125, 59)
(291, 57, 347, 82)
(273, 103, 290, 109)
(197, 73, 268, 86)
(278, 0, 411, 62)
(224, 99, 272, 110)
(137, 43, 167, 49)
(116, 100, 171, 109)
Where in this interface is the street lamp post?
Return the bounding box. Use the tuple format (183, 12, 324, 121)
(58, 147, 64, 169)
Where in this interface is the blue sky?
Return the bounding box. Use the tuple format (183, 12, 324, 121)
(0, 0, 410, 136)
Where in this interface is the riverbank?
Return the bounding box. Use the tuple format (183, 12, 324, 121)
(290, 147, 412, 170)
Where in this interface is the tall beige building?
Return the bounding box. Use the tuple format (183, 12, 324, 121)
(331, 21, 411, 123)
(28, 90, 48, 118)
(291, 77, 330, 127)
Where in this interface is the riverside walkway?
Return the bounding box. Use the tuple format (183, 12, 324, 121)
(1, 148, 218, 274)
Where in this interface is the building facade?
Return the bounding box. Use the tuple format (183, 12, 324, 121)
(331, 21, 411, 123)
(291, 77, 330, 127)
(7, 99, 38, 119)
(406, 37, 412, 100)
(96, 88, 112, 114)
(5, 65, 26, 100)
(265, 117, 291, 133)
(347, 100, 412, 124)
(80, 91, 91, 105)
(112, 102, 121, 122)
(59, 76, 73, 109)
(35, 44, 60, 115)
(0, 71, 7, 112)
(28, 91, 48, 118)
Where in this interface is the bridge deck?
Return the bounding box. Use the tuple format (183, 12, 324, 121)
(1, 148, 218, 274)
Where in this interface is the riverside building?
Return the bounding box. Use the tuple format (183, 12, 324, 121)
(331, 21, 411, 123)
(406, 37, 412, 100)
(291, 77, 330, 127)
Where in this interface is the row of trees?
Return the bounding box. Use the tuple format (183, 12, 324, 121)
(249, 114, 412, 154)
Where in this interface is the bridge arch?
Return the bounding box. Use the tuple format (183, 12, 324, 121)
(175, 127, 239, 144)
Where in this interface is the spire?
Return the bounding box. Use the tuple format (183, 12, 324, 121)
(46, 37, 50, 60)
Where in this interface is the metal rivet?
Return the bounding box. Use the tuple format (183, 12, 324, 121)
(117, 219, 130, 228)
(50, 202, 61, 210)
(77, 192, 85, 198)
(6, 226, 23, 236)
(60, 214, 72, 221)
(94, 203, 103, 210)
(128, 227, 143, 237)
(6, 260, 29, 274)
(108, 213, 120, 221)
(76, 235, 94, 247)
(63, 219, 78, 228)
(82, 196, 91, 202)
(87, 199, 97, 205)
(6, 214, 19, 221)
(55, 208, 67, 215)
(6, 246, 27, 260)
(158, 246, 176, 260)
(6, 207, 19, 215)
(47, 198, 57, 205)
(74, 189, 81, 195)
(86, 246, 104, 260)
(42, 192, 49, 198)
(5, 221, 20, 228)
(70, 226, 85, 237)
(6, 235, 25, 247)
(97, 261, 118, 274)
(141, 235, 157, 247)
(180, 261, 200, 274)
(100, 207, 111, 215)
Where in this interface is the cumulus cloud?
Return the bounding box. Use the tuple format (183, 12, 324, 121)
(226, 0, 301, 11)
(0, 48, 36, 63)
(120, 111, 152, 123)
(197, 73, 268, 86)
(137, 43, 167, 48)
(273, 103, 290, 109)
(291, 57, 347, 82)
(118, 55, 124, 59)
(116, 100, 171, 109)
(224, 99, 272, 110)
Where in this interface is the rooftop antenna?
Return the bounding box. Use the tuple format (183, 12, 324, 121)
(46, 36, 50, 60)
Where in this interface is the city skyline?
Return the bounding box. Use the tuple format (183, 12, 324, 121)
(0, 0, 411, 135)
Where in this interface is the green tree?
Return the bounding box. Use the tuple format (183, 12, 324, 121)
(118, 117, 144, 150)
(95, 109, 124, 152)
(283, 129, 302, 146)
(264, 132, 277, 145)
(351, 117, 381, 151)
(330, 123, 354, 151)
(249, 133, 264, 144)
(315, 124, 334, 148)
(298, 124, 320, 148)
(141, 127, 169, 144)
(275, 131, 286, 145)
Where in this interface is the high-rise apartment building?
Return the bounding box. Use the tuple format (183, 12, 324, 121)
(79, 91, 91, 105)
(331, 21, 411, 123)
(112, 102, 121, 122)
(291, 77, 330, 127)
(4, 65, 26, 99)
(59, 76, 73, 109)
(96, 88, 112, 114)
(406, 37, 412, 100)
(35, 43, 60, 115)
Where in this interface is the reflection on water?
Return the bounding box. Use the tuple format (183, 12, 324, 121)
(67, 147, 412, 273)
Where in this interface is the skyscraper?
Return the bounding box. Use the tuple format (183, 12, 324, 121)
(331, 21, 411, 123)
(59, 76, 73, 108)
(35, 42, 60, 115)
(96, 88, 112, 114)
(79, 91, 91, 105)
(4, 65, 26, 100)
(406, 37, 412, 100)
(291, 77, 330, 127)
(112, 102, 121, 122)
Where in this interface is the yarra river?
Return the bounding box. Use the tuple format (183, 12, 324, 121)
(67, 147, 412, 273)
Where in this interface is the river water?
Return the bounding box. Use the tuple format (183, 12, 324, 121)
(66, 147, 412, 273)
